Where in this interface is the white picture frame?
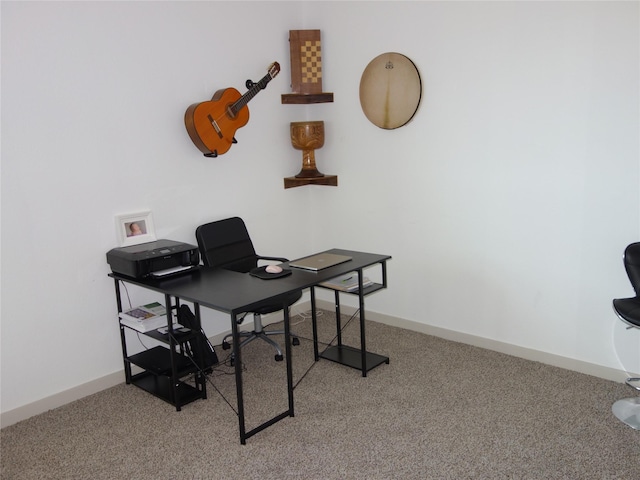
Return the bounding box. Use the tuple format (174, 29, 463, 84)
(115, 211, 156, 247)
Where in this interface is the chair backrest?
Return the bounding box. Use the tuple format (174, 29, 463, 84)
(624, 242, 640, 296)
(195, 217, 258, 273)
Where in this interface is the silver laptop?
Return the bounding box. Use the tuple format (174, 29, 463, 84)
(289, 252, 352, 271)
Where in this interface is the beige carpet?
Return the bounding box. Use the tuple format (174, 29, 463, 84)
(2, 309, 639, 479)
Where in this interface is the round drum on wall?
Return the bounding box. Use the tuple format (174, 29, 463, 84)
(359, 52, 422, 129)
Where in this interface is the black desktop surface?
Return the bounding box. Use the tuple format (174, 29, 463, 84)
(111, 249, 390, 315)
(281, 248, 390, 289)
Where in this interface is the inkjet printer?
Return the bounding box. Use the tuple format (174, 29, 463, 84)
(106, 239, 200, 279)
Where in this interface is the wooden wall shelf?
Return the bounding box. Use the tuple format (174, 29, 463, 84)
(281, 93, 334, 104)
(284, 175, 338, 189)
(283, 30, 336, 187)
(283, 30, 333, 105)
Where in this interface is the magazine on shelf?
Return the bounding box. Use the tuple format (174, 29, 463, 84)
(119, 302, 173, 333)
(319, 272, 374, 292)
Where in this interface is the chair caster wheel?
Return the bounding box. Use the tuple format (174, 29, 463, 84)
(275, 354, 283, 362)
(222, 341, 230, 350)
(230, 357, 235, 366)
(292, 337, 300, 346)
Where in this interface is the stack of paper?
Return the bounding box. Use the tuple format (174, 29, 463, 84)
(319, 272, 374, 292)
(119, 302, 173, 333)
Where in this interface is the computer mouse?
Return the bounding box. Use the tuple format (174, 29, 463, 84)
(265, 264, 283, 274)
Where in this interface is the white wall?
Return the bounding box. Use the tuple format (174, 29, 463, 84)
(305, 0, 640, 368)
(2, 1, 639, 423)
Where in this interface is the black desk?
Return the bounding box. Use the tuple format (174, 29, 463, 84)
(110, 248, 390, 444)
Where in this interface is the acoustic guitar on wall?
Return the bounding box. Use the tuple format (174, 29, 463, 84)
(184, 62, 280, 157)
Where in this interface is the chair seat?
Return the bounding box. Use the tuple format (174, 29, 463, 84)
(252, 291, 303, 316)
(613, 297, 640, 328)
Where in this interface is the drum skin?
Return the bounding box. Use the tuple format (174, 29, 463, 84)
(359, 52, 422, 129)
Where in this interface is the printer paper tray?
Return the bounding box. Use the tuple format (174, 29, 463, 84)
(150, 265, 197, 278)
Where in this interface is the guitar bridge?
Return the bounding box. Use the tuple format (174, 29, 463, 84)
(208, 114, 224, 139)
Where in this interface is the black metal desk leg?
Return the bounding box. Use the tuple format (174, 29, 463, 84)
(357, 270, 368, 377)
(113, 279, 132, 383)
(231, 312, 247, 444)
(334, 290, 343, 346)
(311, 287, 319, 361)
(165, 294, 183, 410)
(193, 303, 207, 398)
(283, 303, 294, 417)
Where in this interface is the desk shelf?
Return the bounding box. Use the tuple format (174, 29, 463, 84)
(127, 345, 194, 376)
(143, 328, 196, 344)
(317, 283, 390, 373)
(122, 335, 206, 410)
(317, 282, 386, 296)
(320, 345, 389, 372)
(113, 283, 207, 411)
(313, 265, 390, 377)
(131, 371, 205, 406)
(127, 346, 203, 406)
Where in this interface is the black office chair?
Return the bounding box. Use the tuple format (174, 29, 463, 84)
(612, 242, 640, 430)
(195, 217, 301, 364)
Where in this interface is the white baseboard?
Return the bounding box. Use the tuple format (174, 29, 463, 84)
(1, 371, 124, 429)
(2, 302, 631, 429)
(271, 299, 633, 384)
(0, 320, 272, 429)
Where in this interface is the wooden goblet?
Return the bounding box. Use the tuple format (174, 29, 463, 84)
(290, 121, 325, 178)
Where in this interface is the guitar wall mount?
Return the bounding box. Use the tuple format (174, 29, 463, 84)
(203, 134, 238, 158)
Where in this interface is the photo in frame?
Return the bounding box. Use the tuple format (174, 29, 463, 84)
(115, 211, 156, 247)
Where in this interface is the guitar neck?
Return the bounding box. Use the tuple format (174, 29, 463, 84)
(231, 73, 273, 115)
